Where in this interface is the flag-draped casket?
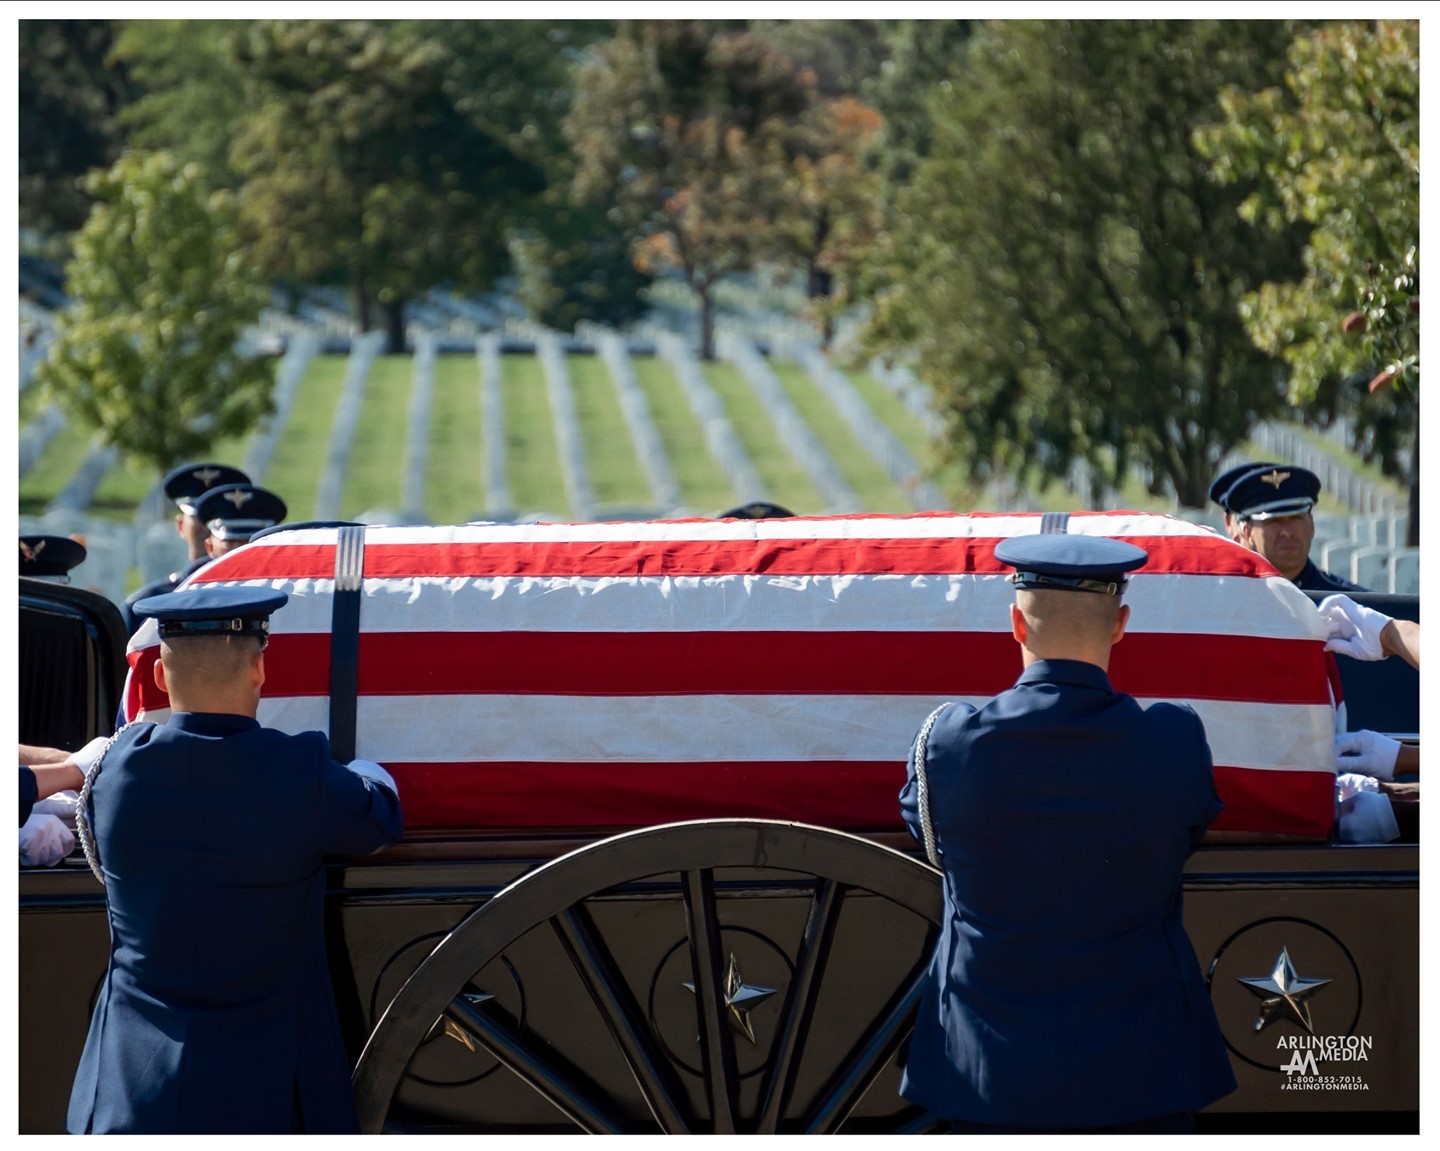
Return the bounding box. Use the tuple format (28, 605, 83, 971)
(124, 513, 1338, 838)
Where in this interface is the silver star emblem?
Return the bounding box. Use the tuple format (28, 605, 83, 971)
(1237, 947, 1332, 1034)
(430, 991, 494, 1052)
(195, 467, 223, 486)
(223, 488, 254, 509)
(683, 953, 778, 1046)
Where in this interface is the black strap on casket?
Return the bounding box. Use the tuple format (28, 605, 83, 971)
(328, 525, 366, 762)
(1039, 511, 1070, 534)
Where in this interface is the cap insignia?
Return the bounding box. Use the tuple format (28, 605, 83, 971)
(19, 539, 44, 560)
(1261, 470, 1291, 489)
(223, 489, 254, 509)
(195, 467, 223, 486)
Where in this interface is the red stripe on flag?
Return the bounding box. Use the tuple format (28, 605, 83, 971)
(248, 630, 1329, 704)
(380, 759, 1333, 838)
(1210, 765, 1334, 838)
(194, 533, 1277, 582)
(384, 759, 910, 830)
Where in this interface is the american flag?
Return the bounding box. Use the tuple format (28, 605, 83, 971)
(124, 512, 1337, 838)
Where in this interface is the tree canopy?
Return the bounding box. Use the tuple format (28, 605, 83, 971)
(566, 20, 853, 358)
(35, 151, 274, 478)
(865, 19, 1306, 508)
(19, 20, 137, 237)
(1196, 20, 1418, 540)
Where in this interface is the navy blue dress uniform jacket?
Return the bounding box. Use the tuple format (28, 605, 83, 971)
(67, 713, 403, 1134)
(899, 659, 1235, 1129)
(122, 557, 212, 636)
(1293, 558, 1366, 593)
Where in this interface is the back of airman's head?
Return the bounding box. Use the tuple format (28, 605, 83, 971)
(134, 586, 289, 713)
(994, 533, 1148, 667)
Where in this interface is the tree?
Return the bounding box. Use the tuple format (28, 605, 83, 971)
(565, 20, 817, 359)
(34, 151, 274, 481)
(864, 20, 1306, 508)
(19, 19, 137, 237)
(1195, 20, 1419, 542)
(110, 20, 249, 189)
(770, 96, 887, 347)
(229, 21, 545, 351)
(511, 204, 654, 333)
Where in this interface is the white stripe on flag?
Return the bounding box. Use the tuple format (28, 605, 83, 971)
(184, 571, 1323, 642)
(249, 693, 1335, 774)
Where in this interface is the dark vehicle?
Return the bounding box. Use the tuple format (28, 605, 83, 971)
(17, 566, 1418, 1134)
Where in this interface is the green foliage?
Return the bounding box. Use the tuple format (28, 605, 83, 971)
(34, 151, 274, 480)
(229, 21, 546, 339)
(111, 20, 247, 188)
(864, 20, 1305, 508)
(565, 20, 835, 358)
(512, 205, 653, 332)
(1196, 20, 1419, 405)
(19, 19, 137, 235)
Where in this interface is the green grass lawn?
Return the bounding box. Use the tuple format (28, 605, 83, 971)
(500, 354, 569, 516)
(702, 360, 825, 514)
(263, 355, 350, 522)
(341, 355, 414, 518)
(844, 369, 937, 463)
(425, 352, 486, 525)
(629, 354, 735, 513)
(769, 360, 912, 512)
(19, 417, 104, 518)
(568, 353, 653, 507)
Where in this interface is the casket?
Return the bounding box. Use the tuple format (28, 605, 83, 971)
(124, 512, 1337, 838)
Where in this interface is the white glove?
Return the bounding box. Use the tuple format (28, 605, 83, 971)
(1334, 729, 1402, 781)
(1319, 595, 1392, 661)
(346, 758, 399, 795)
(1335, 779, 1401, 844)
(20, 814, 76, 867)
(68, 736, 112, 776)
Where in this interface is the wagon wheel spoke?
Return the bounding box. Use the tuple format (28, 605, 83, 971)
(550, 905, 693, 1133)
(353, 820, 944, 1135)
(756, 878, 844, 1134)
(441, 995, 625, 1133)
(682, 867, 742, 1133)
(803, 942, 935, 1134)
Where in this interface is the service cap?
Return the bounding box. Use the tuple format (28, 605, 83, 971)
(19, 534, 87, 581)
(1208, 461, 1280, 511)
(718, 501, 795, 520)
(133, 585, 289, 641)
(994, 534, 1148, 595)
(194, 483, 288, 542)
(1223, 464, 1320, 522)
(163, 462, 251, 516)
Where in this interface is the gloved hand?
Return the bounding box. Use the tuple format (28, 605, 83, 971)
(1334, 729, 1402, 781)
(68, 735, 111, 776)
(20, 813, 75, 867)
(1319, 595, 1393, 662)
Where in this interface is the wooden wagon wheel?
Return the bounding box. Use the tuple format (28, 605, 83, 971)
(353, 820, 945, 1134)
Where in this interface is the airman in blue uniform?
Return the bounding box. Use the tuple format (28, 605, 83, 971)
(68, 586, 403, 1134)
(191, 482, 289, 560)
(122, 463, 251, 634)
(1211, 462, 1365, 591)
(899, 533, 1235, 1133)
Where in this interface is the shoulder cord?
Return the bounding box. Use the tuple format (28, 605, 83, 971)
(913, 702, 951, 870)
(75, 723, 136, 886)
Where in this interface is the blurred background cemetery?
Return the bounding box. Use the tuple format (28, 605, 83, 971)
(17, 19, 1418, 606)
